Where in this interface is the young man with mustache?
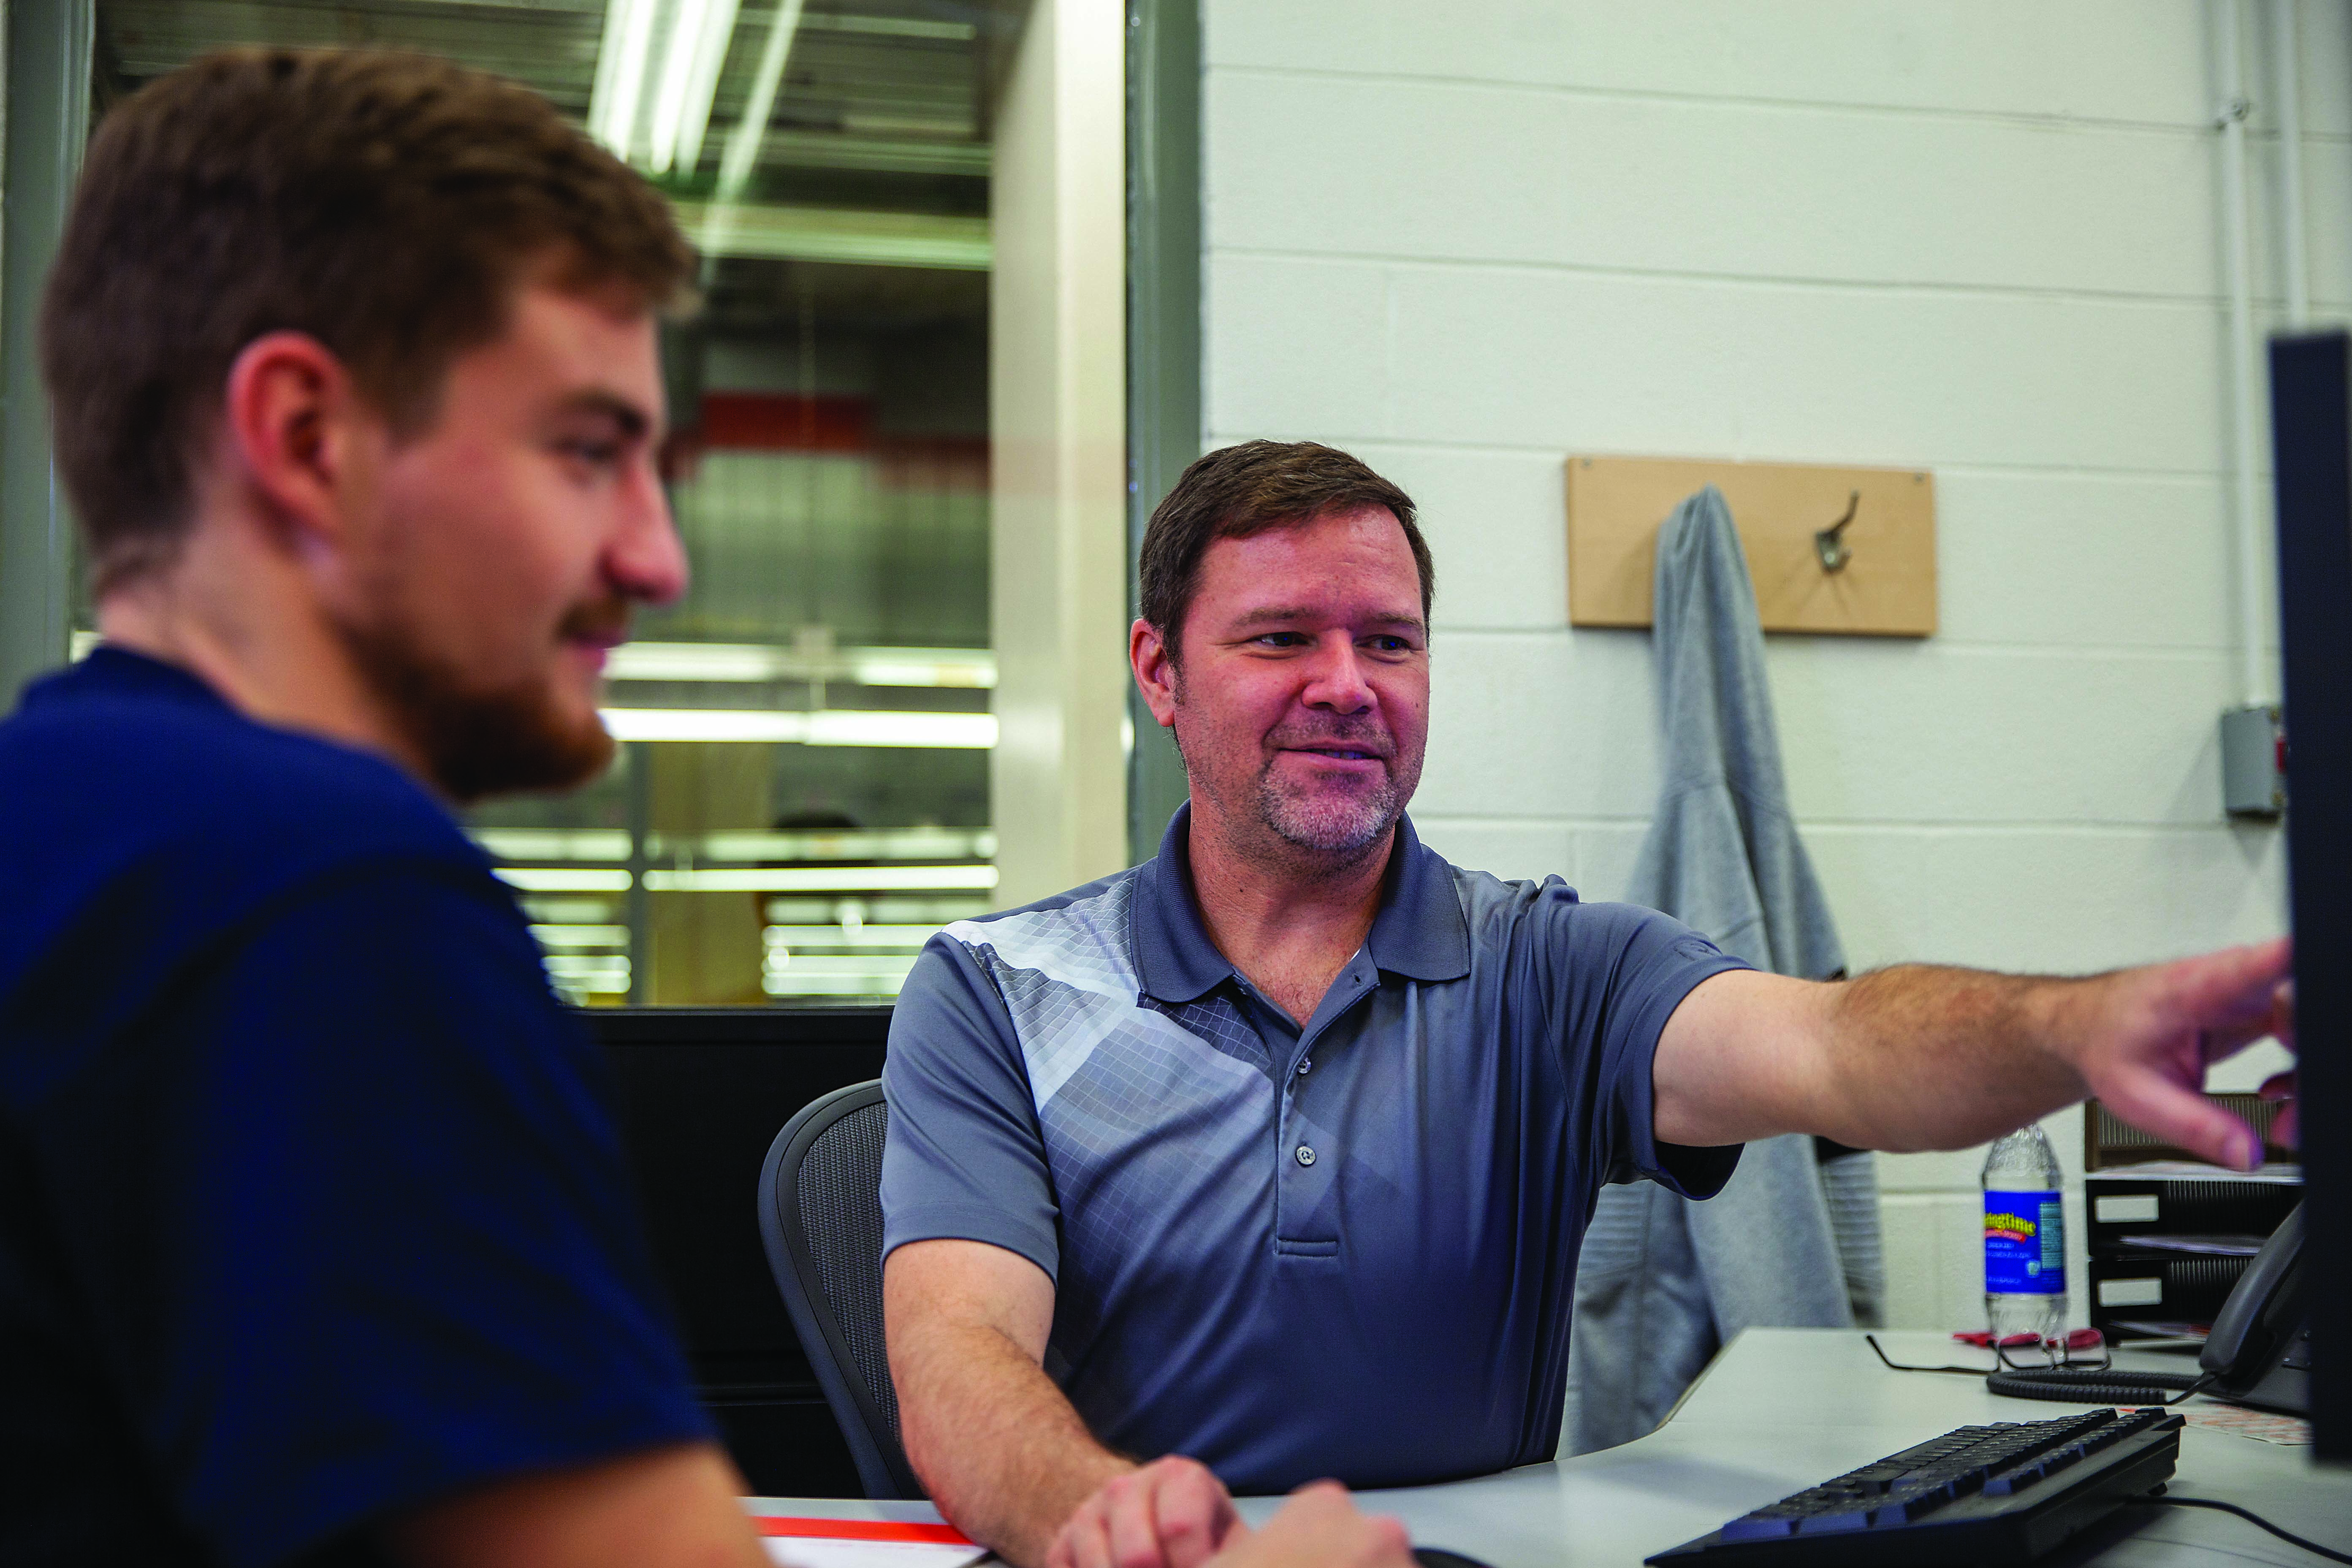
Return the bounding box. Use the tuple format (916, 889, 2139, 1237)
(879, 439, 2298, 1568)
(0, 54, 1412, 1568)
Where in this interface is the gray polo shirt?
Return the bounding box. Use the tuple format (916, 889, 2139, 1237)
(880, 808, 1747, 1492)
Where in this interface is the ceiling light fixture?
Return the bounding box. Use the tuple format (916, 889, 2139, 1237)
(496, 868, 634, 893)
(604, 641, 996, 688)
(646, 864, 1000, 893)
(589, 0, 742, 174)
(717, 0, 806, 199)
(600, 708, 997, 747)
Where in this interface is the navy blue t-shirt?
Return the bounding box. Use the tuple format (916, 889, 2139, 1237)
(0, 649, 711, 1567)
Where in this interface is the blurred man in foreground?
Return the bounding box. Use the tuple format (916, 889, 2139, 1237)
(0, 52, 1412, 1568)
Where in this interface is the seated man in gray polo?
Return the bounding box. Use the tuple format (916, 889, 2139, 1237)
(879, 442, 2295, 1568)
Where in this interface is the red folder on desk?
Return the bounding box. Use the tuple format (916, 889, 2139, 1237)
(752, 1516, 988, 1568)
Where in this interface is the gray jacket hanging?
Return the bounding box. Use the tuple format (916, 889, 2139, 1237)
(1563, 485, 1884, 1456)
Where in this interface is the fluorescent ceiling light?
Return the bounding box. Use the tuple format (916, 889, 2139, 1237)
(590, 0, 741, 174)
(530, 924, 633, 949)
(601, 708, 997, 747)
(545, 953, 632, 977)
(608, 641, 791, 681)
(497, 867, 634, 893)
(589, 0, 660, 156)
(684, 827, 995, 862)
(718, 0, 805, 199)
(475, 829, 633, 863)
(674, 200, 991, 269)
(651, 0, 740, 173)
(646, 864, 999, 893)
(605, 641, 995, 689)
(851, 652, 995, 689)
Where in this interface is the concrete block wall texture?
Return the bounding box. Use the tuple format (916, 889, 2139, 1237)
(1200, 0, 2330, 1333)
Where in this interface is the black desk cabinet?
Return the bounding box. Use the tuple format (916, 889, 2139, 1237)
(584, 1006, 892, 1497)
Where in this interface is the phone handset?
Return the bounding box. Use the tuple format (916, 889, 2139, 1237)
(2200, 1201, 2309, 1409)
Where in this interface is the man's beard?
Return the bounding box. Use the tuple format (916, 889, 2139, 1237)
(1253, 721, 1413, 856)
(1171, 677, 1419, 859)
(339, 600, 621, 803)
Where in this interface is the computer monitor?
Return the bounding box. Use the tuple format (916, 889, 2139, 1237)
(584, 1005, 890, 1495)
(2266, 329, 2350, 1464)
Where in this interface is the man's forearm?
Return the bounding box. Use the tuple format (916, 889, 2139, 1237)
(1816, 963, 2094, 1153)
(1662, 942, 2287, 1168)
(893, 1319, 1131, 1567)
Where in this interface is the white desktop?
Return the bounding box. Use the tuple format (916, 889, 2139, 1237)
(744, 1330, 2352, 1568)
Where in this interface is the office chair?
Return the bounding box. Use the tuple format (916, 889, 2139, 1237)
(757, 1080, 924, 1499)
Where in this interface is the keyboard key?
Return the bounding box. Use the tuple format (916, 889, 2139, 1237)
(1796, 1510, 1872, 1535)
(1982, 1465, 2043, 1496)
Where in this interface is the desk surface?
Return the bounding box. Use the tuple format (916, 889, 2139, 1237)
(746, 1329, 2352, 1566)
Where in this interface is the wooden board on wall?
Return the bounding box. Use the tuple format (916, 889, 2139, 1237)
(1566, 456, 1937, 636)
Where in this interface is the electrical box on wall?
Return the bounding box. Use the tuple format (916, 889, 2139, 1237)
(2220, 705, 2285, 819)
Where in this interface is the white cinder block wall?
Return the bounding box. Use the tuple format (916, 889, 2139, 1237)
(1200, 0, 2332, 1332)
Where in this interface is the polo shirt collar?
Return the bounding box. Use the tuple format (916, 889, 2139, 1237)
(1131, 804, 1472, 1005)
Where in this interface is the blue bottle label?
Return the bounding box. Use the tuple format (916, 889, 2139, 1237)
(1985, 1190, 2065, 1295)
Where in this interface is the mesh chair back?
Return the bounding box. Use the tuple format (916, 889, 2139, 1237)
(757, 1081, 922, 1499)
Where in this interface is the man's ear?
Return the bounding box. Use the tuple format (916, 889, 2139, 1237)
(1131, 617, 1181, 728)
(219, 331, 372, 552)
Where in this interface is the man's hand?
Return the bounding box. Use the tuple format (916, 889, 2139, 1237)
(1044, 1456, 1239, 1568)
(1657, 940, 2299, 1163)
(1202, 1483, 1413, 1568)
(2055, 938, 2295, 1170)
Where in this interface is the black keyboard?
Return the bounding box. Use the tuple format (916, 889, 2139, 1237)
(1646, 1407, 2184, 1566)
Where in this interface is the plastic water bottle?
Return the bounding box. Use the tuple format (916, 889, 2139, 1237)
(1983, 1125, 2066, 1346)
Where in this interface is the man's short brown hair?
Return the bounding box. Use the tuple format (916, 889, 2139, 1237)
(43, 47, 695, 593)
(1138, 440, 1433, 659)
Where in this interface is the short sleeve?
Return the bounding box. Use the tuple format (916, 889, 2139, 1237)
(1549, 898, 1750, 1201)
(31, 863, 711, 1568)
(879, 935, 1060, 1280)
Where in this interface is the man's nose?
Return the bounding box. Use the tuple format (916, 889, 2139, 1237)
(1301, 637, 1375, 713)
(608, 462, 689, 606)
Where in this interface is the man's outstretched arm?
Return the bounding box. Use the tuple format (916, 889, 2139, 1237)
(1652, 938, 2297, 1167)
(884, 1238, 1238, 1568)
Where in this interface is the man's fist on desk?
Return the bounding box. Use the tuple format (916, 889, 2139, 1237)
(1210, 1484, 1416, 1568)
(1045, 1456, 1234, 1568)
(1043, 1459, 1412, 1568)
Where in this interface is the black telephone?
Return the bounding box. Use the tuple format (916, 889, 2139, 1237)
(1984, 1200, 2311, 1408)
(2199, 1200, 2312, 1415)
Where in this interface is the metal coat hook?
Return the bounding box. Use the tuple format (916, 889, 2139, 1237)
(1814, 491, 1861, 573)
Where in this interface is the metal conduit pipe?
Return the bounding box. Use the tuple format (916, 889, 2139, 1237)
(2214, 0, 2272, 710)
(2271, 0, 2311, 330)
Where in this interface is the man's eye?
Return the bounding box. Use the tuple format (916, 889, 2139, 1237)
(1256, 632, 1304, 648)
(558, 438, 624, 467)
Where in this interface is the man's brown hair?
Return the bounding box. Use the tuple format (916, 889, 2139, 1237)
(43, 47, 695, 593)
(1138, 440, 1433, 659)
